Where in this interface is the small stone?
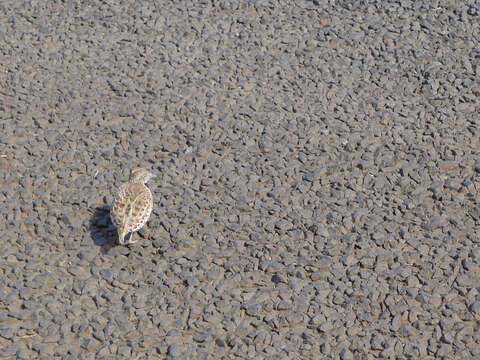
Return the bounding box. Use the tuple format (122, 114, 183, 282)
(168, 344, 181, 357)
(406, 275, 419, 287)
(371, 334, 384, 350)
(117, 345, 131, 357)
(193, 332, 208, 343)
(424, 216, 446, 231)
(16, 349, 34, 360)
(53, 313, 66, 324)
(215, 338, 226, 347)
(32, 343, 55, 356)
(310, 314, 325, 326)
(186, 276, 199, 287)
(272, 274, 286, 284)
(277, 301, 293, 310)
(246, 303, 262, 316)
(436, 344, 452, 357)
(100, 269, 114, 282)
(456, 274, 475, 287)
(380, 346, 395, 358)
(286, 312, 303, 326)
(274, 219, 293, 231)
(81, 338, 101, 352)
(311, 272, 328, 281)
(318, 321, 333, 332)
(398, 324, 415, 337)
(340, 348, 353, 360)
(470, 301, 480, 319)
(304, 167, 327, 182)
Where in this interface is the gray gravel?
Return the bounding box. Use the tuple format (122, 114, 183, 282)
(0, 0, 479, 359)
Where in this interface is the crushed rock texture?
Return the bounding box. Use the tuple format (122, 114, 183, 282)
(0, 0, 479, 359)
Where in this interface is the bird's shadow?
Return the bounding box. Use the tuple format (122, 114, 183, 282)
(89, 205, 118, 254)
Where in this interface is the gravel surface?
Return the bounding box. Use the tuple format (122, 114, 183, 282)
(0, 0, 479, 359)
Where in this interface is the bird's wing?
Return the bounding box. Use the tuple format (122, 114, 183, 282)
(112, 183, 143, 226)
(118, 184, 152, 232)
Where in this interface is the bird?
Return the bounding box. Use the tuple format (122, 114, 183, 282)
(110, 168, 156, 245)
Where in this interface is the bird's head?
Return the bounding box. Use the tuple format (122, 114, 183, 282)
(130, 168, 157, 184)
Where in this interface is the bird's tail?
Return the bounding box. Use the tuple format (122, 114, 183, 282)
(118, 203, 133, 245)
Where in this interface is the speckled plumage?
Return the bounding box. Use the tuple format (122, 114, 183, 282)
(111, 168, 156, 245)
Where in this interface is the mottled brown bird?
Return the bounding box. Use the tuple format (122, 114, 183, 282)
(111, 168, 156, 245)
